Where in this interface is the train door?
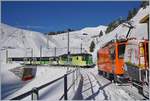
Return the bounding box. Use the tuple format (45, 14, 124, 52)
(109, 45, 115, 73)
(115, 42, 126, 75)
(114, 41, 129, 82)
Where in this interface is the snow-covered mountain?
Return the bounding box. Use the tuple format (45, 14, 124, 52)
(0, 23, 107, 62)
(0, 23, 107, 99)
(93, 5, 149, 63)
(50, 25, 107, 55)
(0, 24, 57, 58)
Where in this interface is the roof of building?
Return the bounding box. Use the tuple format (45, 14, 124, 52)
(140, 14, 149, 23)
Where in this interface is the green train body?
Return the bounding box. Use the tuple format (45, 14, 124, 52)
(58, 53, 94, 67)
(8, 53, 94, 68)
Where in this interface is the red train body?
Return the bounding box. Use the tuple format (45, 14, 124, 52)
(97, 40, 128, 81)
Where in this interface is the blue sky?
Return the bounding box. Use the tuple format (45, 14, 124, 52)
(2, 1, 141, 33)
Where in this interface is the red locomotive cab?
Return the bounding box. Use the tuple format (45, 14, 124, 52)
(97, 47, 113, 73)
(115, 42, 127, 75)
(22, 67, 37, 81)
(97, 40, 128, 82)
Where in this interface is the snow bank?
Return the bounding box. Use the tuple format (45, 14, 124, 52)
(3, 66, 72, 100)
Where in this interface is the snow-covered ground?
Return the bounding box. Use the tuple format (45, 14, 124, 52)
(2, 65, 81, 100)
(1, 63, 26, 99)
(74, 67, 146, 100)
(2, 65, 146, 100)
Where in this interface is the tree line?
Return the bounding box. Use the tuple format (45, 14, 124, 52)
(105, 1, 149, 34)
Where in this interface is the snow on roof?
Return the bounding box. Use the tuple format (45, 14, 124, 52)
(139, 14, 149, 23)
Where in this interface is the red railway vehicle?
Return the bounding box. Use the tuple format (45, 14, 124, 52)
(22, 67, 37, 81)
(97, 39, 129, 82)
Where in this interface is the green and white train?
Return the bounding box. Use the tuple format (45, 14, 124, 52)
(8, 53, 95, 68)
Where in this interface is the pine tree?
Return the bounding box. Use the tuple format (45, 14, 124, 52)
(141, 1, 149, 9)
(99, 30, 103, 37)
(127, 10, 132, 20)
(105, 17, 125, 34)
(132, 8, 138, 16)
(89, 41, 95, 52)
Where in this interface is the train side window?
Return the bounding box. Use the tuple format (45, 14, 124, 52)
(118, 44, 126, 59)
(97, 51, 99, 59)
(110, 47, 115, 60)
(77, 57, 78, 60)
(70, 58, 72, 61)
(82, 56, 86, 61)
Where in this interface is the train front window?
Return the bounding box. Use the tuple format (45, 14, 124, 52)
(118, 44, 126, 59)
(110, 47, 115, 60)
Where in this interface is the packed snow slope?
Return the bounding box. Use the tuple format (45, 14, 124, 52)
(93, 5, 149, 63)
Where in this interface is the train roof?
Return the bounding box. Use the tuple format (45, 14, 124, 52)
(9, 56, 58, 59)
(59, 53, 92, 57)
(102, 39, 127, 48)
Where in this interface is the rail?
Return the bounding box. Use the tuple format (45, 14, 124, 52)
(11, 68, 80, 100)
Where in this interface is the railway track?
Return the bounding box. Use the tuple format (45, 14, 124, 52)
(118, 85, 147, 100)
(80, 70, 109, 100)
(74, 68, 148, 100)
(90, 72, 109, 100)
(99, 72, 148, 100)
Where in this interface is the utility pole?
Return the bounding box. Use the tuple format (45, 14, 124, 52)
(67, 29, 70, 72)
(80, 43, 82, 53)
(67, 29, 70, 64)
(40, 46, 42, 64)
(31, 48, 33, 58)
(6, 49, 8, 63)
(31, 48, 33, 64)
(47, 34, 49, 48)
(68, 29, 70, 55)
(115, 34, 118, 42)
(54, 47, 56, 57)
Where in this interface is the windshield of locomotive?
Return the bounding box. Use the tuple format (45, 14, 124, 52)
(118, 44, 126, 59)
